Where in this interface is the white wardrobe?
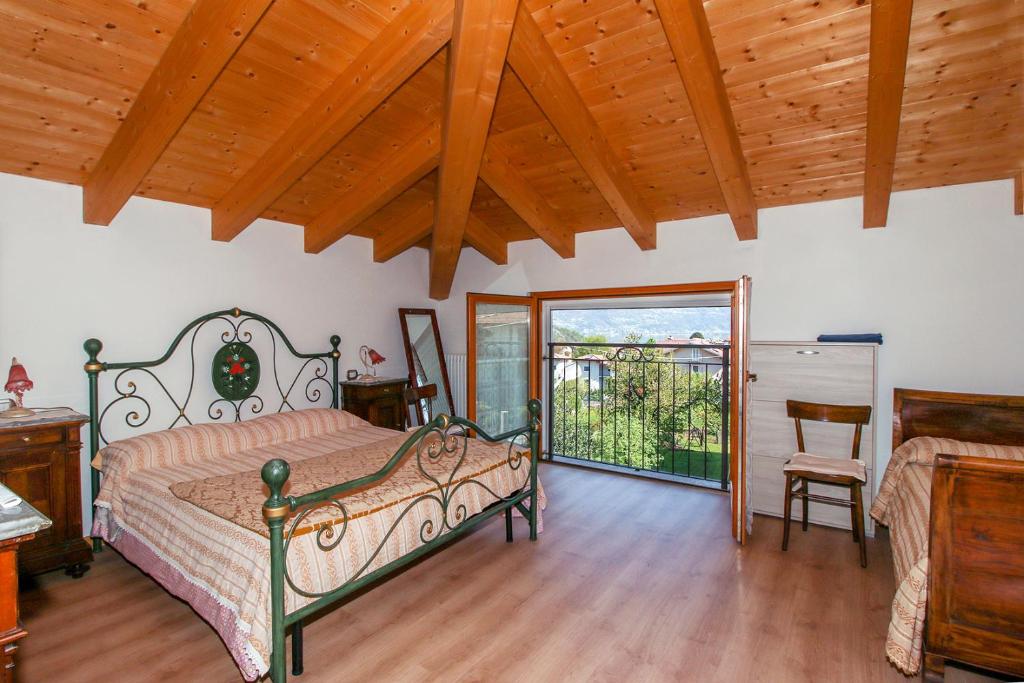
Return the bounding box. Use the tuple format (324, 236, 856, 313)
(747, 341, 878, 534)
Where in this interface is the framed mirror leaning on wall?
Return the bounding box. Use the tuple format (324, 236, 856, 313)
(398, 308, 455, 424)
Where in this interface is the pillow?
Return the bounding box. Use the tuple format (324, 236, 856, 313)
(93, 408, 366, 478)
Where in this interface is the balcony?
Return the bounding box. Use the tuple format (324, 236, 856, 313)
(546, 341, 730, 489)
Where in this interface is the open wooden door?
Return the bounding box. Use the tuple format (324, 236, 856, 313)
(467, 293, 539, 434)
(729, 275, 752, 543)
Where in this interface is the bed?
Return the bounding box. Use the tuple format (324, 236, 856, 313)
(84, 308, 543, 682)
(870, 388, 1024, 679)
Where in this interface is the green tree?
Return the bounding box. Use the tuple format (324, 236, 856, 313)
(550, 344, 726, 480)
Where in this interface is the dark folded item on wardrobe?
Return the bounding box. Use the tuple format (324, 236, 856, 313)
(816, 333, 883, 345)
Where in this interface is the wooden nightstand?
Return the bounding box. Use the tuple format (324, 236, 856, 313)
(340, 379, 410, 431)
(0, 412, 92, 577)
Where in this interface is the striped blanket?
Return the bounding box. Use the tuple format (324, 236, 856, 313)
(92, 409, 542, 680)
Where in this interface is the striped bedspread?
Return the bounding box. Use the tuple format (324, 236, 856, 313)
(870, 436, 1024, 675)
(92, 409, 543, 681)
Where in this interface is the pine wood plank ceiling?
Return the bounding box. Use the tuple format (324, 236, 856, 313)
(0, 0, 1021, 298)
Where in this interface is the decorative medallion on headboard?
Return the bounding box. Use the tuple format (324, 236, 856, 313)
(213, 341, 260, 401)
(83, 307, 342, 514)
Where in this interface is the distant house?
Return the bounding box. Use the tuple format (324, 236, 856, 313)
(552, 347, 612, 393)
(660, 336, 725, 377)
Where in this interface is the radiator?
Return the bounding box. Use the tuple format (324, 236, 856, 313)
(445, 353, 468, 417)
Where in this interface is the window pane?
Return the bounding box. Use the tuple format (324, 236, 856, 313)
(474, 303, 530, 434)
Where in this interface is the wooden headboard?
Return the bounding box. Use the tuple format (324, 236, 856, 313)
(892, 388, 1024, 449)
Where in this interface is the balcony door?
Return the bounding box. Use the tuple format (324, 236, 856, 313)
(467, 293, 537, 435)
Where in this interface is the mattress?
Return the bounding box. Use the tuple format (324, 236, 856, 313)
(870, 436, 1024, 675)
(91, 409, 542, 680)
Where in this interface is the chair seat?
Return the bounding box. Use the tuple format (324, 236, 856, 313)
(783, 452, 867, 483)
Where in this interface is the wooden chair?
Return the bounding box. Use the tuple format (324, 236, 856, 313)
(403, 383, 438, 429)
(781, 400, 872, 567)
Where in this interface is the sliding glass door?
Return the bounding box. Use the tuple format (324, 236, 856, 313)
(467, 294, 535, 435)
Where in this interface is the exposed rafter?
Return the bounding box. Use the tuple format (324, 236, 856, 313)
(507, 4, 656, 251)
(304, 121, 441, 254)
(373, 201, 435, 263)
(464, 214, 509, 265)
(480, 141, 574, 258)
(83, 0, 275, 226)
(211, 0, 455, 242)
(655, 0, 757, 241)
(863, 0, 915, 228)
(430, 0, 519, 300)
(372, 192, 509, 266)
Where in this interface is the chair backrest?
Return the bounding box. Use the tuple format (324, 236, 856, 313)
(404, 383, 439, 428)
(786, 399, 872, 459)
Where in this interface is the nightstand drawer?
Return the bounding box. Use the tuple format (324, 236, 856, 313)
(0, 428, 63, 451)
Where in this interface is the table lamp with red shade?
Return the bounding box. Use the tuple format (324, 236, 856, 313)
(1, 357, 34, 418)
(357, 345, 385, 380)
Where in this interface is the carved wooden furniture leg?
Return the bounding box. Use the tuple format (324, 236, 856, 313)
(923, 653, 945, 682)
(65, 562, 90, 579)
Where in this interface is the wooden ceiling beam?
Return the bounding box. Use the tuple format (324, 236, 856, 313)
(83, 0, 275, 226)
(373, 202, 435, 263)
(479, 140, 574, 258)
(507, 4, 656, 251)
(212, 0, 455, 242)
(430, 0, 519, 300)
(464, 213, 510, 265)
(373, 195, 509, 266)
(863, 0, 915, 228)
(304, 122, 441, 254)
(655, 0, 758, 241)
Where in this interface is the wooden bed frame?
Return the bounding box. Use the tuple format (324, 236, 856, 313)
(85, 308, 542, 682)
(891, 388, 1024, 681)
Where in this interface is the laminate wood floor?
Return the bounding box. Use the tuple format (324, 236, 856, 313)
(12, 464, 967, 682)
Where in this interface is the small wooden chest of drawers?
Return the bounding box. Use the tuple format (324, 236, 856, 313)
(0, 413, 92, 577)
(340, 379, 410, 431)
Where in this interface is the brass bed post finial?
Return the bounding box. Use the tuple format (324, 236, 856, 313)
(84, 338, 104, 553)
(231, 307, 242, 318)
(262, 458, 291, 521)
(330, 335, 341, 409)
(527, 399, 542, 433)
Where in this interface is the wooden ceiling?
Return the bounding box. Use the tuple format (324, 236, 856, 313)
(1, 0, 1021, 298)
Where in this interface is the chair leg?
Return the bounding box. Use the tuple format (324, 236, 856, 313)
(782, 472, 793, 551)
(853, 483, 867, 568)
(850, 486, 860, 543)
(801, 479, 809, 531)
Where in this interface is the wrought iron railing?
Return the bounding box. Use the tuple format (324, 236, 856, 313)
(546, 342, 730, 489)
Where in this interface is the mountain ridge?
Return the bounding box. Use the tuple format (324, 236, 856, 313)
(552, 307, 731, 342)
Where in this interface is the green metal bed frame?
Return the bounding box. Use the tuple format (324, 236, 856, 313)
(84, 307, 541, 682)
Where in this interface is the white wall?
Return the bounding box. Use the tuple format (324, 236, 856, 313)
(0, 173, 433, 526)
(436, 179, 1024, 488)
(2, 173, 1021, 528)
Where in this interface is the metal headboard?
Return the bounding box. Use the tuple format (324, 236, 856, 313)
(84, 307, 341, 508)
